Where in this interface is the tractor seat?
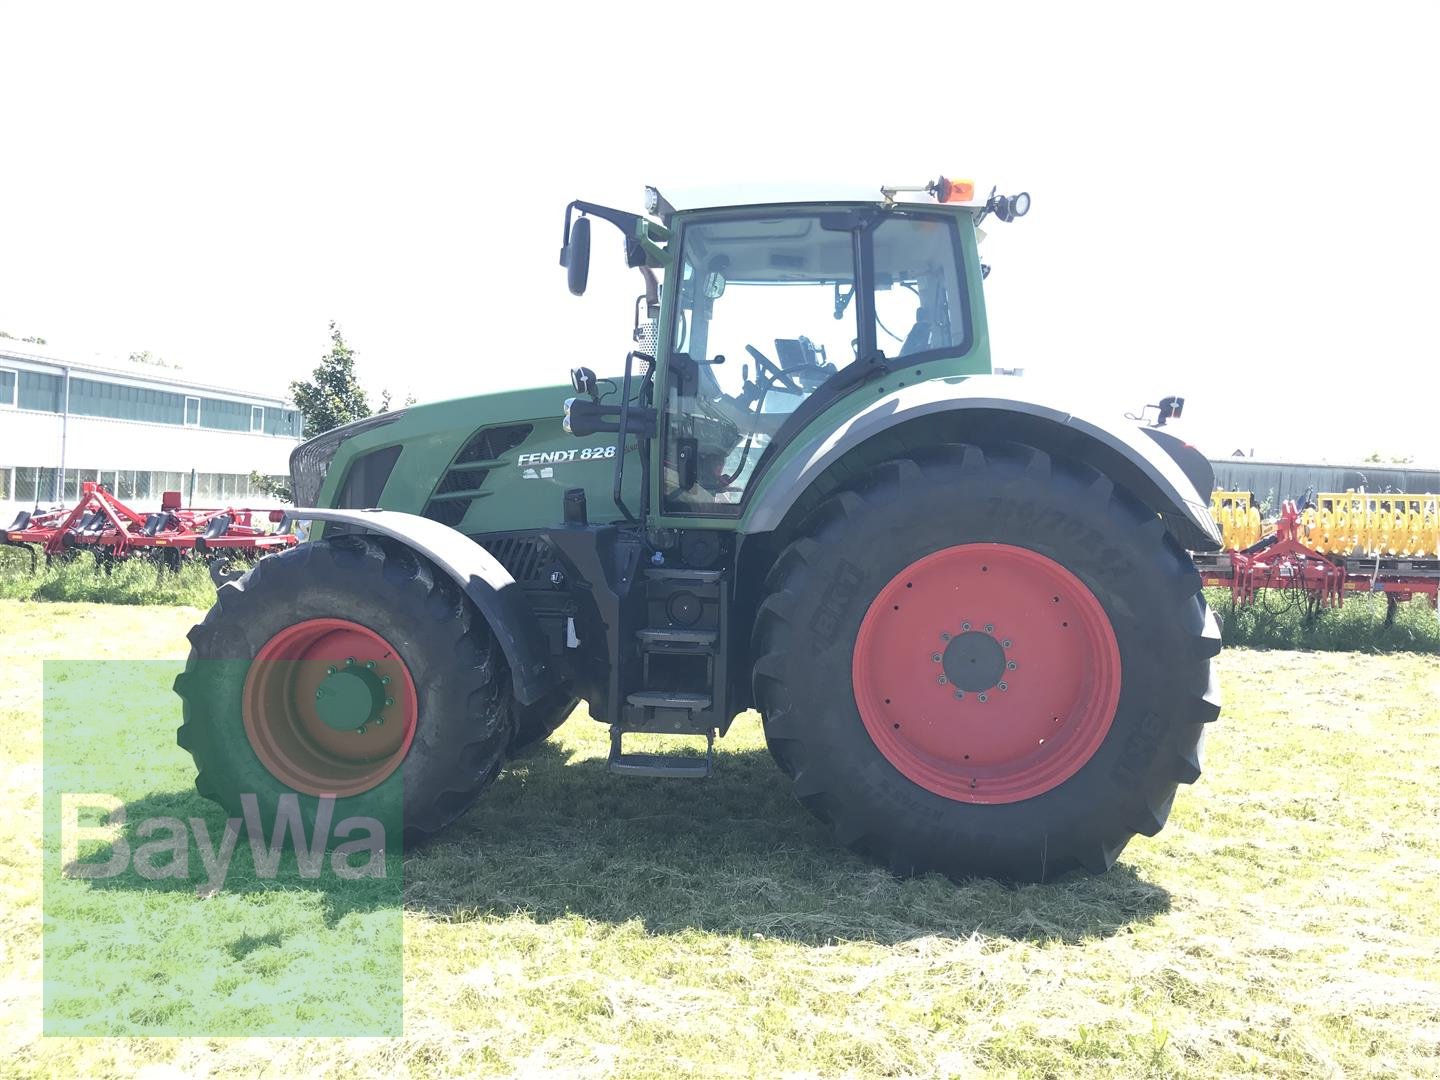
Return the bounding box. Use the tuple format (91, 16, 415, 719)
(898, 307, 933, 357)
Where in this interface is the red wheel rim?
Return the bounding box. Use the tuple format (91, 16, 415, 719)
(852, 543, 1121, 803)
(242, 618, 419, 797)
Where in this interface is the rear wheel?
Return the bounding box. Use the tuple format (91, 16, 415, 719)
(174, 534, 514, 841)
(751, 443, 1222, 882)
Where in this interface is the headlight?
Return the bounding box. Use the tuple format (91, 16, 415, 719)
(288, 410, 406, 507)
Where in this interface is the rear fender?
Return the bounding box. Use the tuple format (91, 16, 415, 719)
(283, 508, 554, 704)
(742, 375, 1222, 552)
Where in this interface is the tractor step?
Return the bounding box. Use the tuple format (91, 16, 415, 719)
(642, 566, 724, 583)
(626, 690, 711, 710)
(607, 728, 713, 778)
(636, 627, 718, 647)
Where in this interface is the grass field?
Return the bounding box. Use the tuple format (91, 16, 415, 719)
(2, 599, 1439, 1077)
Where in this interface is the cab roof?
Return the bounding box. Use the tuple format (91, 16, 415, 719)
(655, 182, 981, 215)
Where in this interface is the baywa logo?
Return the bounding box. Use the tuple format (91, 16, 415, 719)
(61, 793, 387, 893)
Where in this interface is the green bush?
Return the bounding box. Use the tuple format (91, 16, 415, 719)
(1206, 586, 1438, 654)
(0, 544, 214, 607)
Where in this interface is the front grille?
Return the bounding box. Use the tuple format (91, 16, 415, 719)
(436, 467, 490, 495)
(336, 445, 402, 508)
(422, 423, 533, 530)
(423, 501, 467, 527)
(480, 535, 550, 581)
(457, 424, 531, 464)
(288, 410, 406, 507)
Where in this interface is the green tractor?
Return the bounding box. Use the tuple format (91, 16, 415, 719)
(174, 177, 1222, 882)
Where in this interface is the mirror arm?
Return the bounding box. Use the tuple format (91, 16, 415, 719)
(639, 266, 659, 313)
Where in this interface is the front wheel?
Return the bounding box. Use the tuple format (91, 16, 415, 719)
(174, 534, 514, 841)
(751, 443, 1222, 882)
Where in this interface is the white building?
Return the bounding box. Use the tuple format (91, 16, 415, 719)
(1, 343, 302, 519)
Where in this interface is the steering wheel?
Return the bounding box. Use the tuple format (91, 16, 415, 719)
(744, 344, 804, 395)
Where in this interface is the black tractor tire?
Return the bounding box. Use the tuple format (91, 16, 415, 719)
(512, 691, 579, 753)
(751, 442, 1222, 883)
(174, 534, 514, 842)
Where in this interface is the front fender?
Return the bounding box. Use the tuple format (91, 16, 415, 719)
(283, 508, 555, 704)
(742, 375, 1221, 552)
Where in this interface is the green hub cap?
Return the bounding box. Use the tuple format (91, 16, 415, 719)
(314, 666, 385, 731)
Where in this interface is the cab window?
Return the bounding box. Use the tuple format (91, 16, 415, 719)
(872, 214, 968, 359)
(664, 213, 857, 513)
(662, 210, 966, 515)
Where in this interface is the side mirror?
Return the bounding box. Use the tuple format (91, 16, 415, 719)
(562, 216, 591, 296)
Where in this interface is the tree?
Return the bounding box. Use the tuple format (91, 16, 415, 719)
(288, 321, 371, 437)
(249, 470, 292, 503)
(1362, 451, 1416, 465)
(254, 324, 411, 504)
(128, 350, 178, 369)
(377, 388, 417, 413)
(0, 329, 47, 345)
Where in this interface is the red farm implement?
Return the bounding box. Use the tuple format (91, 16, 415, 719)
(4, 482, 296, 573)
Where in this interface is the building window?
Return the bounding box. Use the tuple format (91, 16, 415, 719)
(17, 370, 62, 412)
(0, 467, 11, 500)
(251, 405, 265, 433)
(0, 368, 16, 408)
(197, 397, 248, 431)
(185, 397, 200, 426)
(15, 467, 59, 504)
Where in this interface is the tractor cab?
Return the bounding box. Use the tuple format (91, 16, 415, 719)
(558, 178, 1029, 520)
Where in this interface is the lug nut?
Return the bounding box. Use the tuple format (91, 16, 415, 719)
(984, 623, 995, 633)
(375, 715, 385, 726)
(937, 675, 948, 685)
(380, 675, 391, 685)
(978, 693, 988, 703)
(364, 660, 376, 670)
(355, 725, 366, 735)
(962, 621, 971, 631)
(384, 697, 394, 707)
(326, 666, 336, 675)
(954, 689, 964, 700)
(931, 652, 942, 662)
(940, 632, 951, 641)
(1007, 661, 1017, 670)
(1001, 639, 1012, 648)
(998, 681, 1008, 691)
(345, 657, 355, 667)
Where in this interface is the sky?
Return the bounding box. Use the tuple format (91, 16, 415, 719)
(2, 2, 1436, 464)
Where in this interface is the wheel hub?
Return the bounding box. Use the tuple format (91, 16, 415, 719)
(941, 630, 1006, 692)
(314, 658, 393, 733)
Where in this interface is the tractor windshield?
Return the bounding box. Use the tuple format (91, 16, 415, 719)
(663, 210, 967, 513)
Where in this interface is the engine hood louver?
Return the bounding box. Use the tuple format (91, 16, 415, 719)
(422, 424, 532, 528)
